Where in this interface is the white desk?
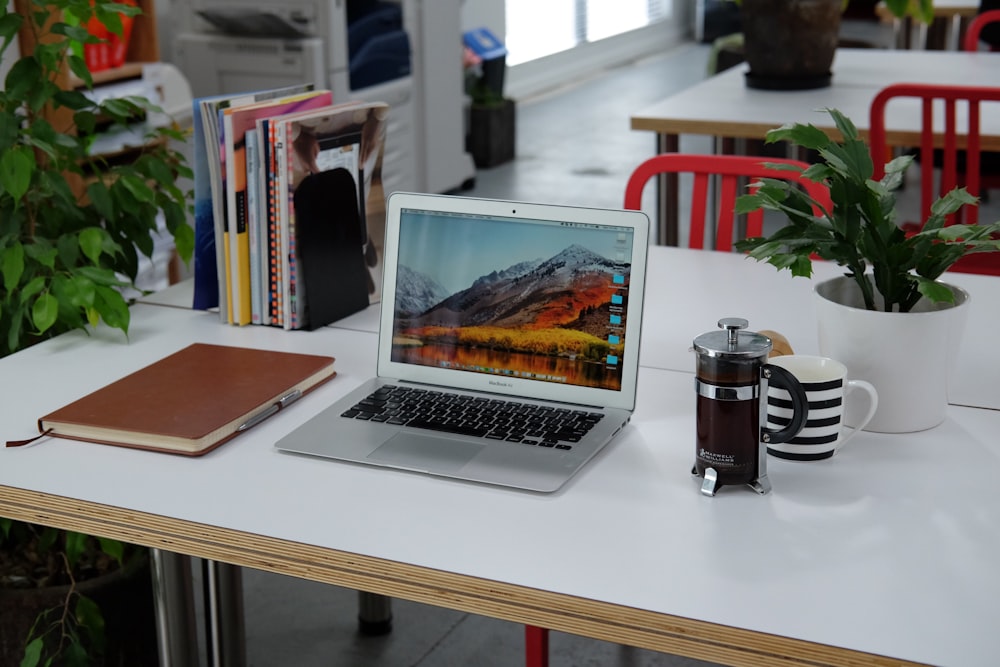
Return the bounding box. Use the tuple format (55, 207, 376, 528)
(631, 49, 1000, 244)
(3, 247, 1000, 666)
(632, 50, 1000, 146)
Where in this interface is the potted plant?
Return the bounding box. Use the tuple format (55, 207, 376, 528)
(737, 0, 934, 90)
(463, 28, 515, 168)
(733, 108, 1000, 433)
(1, 0, 192, 662)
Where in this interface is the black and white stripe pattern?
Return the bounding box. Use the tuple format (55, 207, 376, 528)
(767, 378, 845, 460)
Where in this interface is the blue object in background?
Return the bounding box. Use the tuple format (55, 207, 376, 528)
(463, 27, 507, 61)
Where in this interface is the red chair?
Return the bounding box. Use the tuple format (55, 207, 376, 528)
(963, 9, 1000, 52)
(869, 83, 1000, 275)
(523, 154, 831, 667)
(622, 153, 832, 249)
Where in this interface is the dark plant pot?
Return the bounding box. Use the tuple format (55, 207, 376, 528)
(741, 0, 842, 90)
(467, 99, 516, 168)
(0, 553, 159, 665)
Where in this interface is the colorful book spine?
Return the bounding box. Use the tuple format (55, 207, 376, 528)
(264, 118, 284, 328)
(245, 130, 262, 325)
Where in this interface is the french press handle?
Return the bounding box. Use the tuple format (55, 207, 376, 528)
(761, 364, 808, 444)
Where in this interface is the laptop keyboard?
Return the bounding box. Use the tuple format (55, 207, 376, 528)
(341, 385, 605, 451)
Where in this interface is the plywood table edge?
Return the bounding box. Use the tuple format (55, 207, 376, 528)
(0, 485, 925, 667)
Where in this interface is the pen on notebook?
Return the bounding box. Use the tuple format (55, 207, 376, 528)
(238, 390, 303, 432)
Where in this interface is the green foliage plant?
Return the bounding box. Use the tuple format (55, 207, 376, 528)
(0, 0, 194, 359)
(883, 0, 935, 25)
(1, 1, 190, 663)
(734, 108, 1000, 312)
(1, 517, 147, 666)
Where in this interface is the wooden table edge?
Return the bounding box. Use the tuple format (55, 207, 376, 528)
(0, 485, 927, 667)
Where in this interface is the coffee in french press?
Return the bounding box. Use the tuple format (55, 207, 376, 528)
(692, 318, 808, 496)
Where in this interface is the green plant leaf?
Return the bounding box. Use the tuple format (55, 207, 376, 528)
(766, 122, 830, 150)
(74, 594, 107, 653)
(0, 146, 34, 202)
(4, 55, 41, 102)
(24, 242, 58, 269)
(915, 276, 957, 304)
(0, 11, 23, 54)
(53, 273, 96, 309)
(172, 217, 195, 263)
(1, 240, 24, 290)
(97, 536, 125, 564)
(824, 107, 859, 142)
(19, 637, 43, 667)
(119, 172, 156, 203)
(78, 227, 105, 265)
(76, 265, 128, 287)
(95, 285, 130, 334)
(85, 180, 115, 222)
(21, 276, 47, 301)
(37, 525, 59, 552)
(31, 292, 59, 334)
(63, 641, 89, 667)
(64, 530, 88, 568)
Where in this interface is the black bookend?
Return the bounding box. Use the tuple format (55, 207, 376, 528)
(294, 167, 370, 329)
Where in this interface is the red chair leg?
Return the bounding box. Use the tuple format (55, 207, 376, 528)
(525, 625, 549, 667)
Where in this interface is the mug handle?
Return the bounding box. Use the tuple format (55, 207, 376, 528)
(837, 379, 879, 447)
(762, 364, 808, 445)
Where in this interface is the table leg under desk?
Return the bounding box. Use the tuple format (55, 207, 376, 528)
(358, 591, 393, 635)
(203, 560, 247, 667)
(150, 549, 200, 667)
(656, 133, 680, 246)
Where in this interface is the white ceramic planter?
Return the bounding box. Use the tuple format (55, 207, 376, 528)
(814, 276, 970, 433)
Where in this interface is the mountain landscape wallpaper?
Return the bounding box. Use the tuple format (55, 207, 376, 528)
(392, 216, 633, 391)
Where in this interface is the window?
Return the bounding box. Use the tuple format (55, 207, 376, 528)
(505, 0, 672, 66)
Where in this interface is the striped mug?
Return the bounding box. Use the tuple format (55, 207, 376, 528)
(765, 355, 878, 461)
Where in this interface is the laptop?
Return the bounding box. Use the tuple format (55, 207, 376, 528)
(275, 192, 650, 492)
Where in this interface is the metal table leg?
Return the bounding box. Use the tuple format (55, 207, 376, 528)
(203, 560, 247, 667)
(150, 549, 199, 667)
(358, 591, 393, 635)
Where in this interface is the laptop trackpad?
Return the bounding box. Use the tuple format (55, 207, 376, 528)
(367, 433, 484, 472)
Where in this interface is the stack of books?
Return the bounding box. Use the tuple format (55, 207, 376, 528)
(191, 85, 389, 330)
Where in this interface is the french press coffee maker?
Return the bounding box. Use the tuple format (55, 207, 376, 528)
(692, 318, 808, 497)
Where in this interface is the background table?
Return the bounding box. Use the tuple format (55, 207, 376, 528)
(631, 49, 1000, 244)
(4, 246, 1000, 666)
(875, 0, 980, 50)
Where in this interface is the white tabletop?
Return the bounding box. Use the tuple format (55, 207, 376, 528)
(631, 49, 1000, 148)
(3, 248, 1000, 666)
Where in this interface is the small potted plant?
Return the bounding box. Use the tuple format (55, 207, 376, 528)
(736, 0, 934, 90)
(463, 27, 515, 168)
(1, 0, 192, 662)
(733, 108, 1000, 433)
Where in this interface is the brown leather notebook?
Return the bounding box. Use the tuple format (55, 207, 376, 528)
(36, 343, 336, 456)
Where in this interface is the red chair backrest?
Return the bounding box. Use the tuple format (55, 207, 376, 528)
(623, 153, 831, 250)
(869, 83, 1000, 228)
(963, 9, 1000, 52)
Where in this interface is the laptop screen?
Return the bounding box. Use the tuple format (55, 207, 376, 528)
(389, 206, 637, 393)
